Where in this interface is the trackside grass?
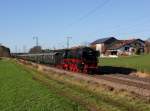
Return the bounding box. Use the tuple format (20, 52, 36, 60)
(1, 59, 150, 111)
(100, 54, 150, 74)
(0, 59, 86, 111)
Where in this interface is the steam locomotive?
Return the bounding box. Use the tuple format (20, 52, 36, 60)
(18, 47, 99, 73)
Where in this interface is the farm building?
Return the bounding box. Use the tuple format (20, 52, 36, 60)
(107, 39, 145, 56)
(0, 45, 11, 57)
(145, 41, 150, 54)
(91, 37, 145, 57)
(90, 37, 118, 56)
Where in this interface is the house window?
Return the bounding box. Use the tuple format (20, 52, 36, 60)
(125, 47, 129, 51)
(131, 48, 135, 52)
(111, 51, 117, 55)
(135, 43, 137, 46)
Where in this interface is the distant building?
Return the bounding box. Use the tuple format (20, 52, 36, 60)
(0, 45, 11, 57)
(147, 38, 150, 42)
(91, 37, 145, 57)
(107, 39, 145, 56)
(90, 37, 118, 55)
(145, 41, 150, 54)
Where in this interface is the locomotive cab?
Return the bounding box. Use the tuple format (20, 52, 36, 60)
(81, 47, 99, 73)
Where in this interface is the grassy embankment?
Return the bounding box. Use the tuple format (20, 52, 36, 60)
(0, 59, 86, 111)
(0, 58, 150, 111)
(100, 54, 150, 74)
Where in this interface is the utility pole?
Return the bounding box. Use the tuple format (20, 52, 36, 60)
(33, 36, 39, 46)
(66, 36, 72, 49)
(15, 45, 18, 53)
(53, 45, 56, 50)
(23, 45, 26, 53)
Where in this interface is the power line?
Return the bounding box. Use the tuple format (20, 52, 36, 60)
(105, 18, 150, 38)
(63, 0, 110, 47)
(87, 12, 150, 39)
(118, 27, 150, 36)
(33, 36, 39, 46)
(105, 17, 150, 35)
(68, 0, 110, 27)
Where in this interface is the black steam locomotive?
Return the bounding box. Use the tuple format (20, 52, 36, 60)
(18, 47, 99, 73)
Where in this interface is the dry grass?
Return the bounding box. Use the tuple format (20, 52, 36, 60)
(18, 59, 150, 111)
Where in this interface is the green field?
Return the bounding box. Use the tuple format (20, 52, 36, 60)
(0, 59, 86, 111)
(0, 59, 150, 111)
(100, 54, 150, 74)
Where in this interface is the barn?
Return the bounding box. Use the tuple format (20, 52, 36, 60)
(0, 45, 11, 57)
(91, 37, 146, 57)
(90, 37, 118, 55)
(107, 39, 145, 56)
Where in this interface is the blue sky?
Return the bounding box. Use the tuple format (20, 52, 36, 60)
(0, 0, 150, 52)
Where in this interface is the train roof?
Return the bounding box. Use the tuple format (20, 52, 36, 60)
(18, 52, 60, 57)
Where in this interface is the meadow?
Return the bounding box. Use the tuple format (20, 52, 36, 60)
(0, 58, 150, 111)
(0, 59, 86, 111)
(100, 54, 150, 74)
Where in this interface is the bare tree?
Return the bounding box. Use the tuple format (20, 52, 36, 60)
(29, 46, 42, 53)
(145, 41, 150, 54)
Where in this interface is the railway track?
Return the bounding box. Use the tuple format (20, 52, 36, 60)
(43, 65, 150, 98)
(19, 60, 150, 98)
(93, 75, 150, 90)
(98, 75, 150, 89)
(91, 74, 150, 98)
(108, 74, 150, 84)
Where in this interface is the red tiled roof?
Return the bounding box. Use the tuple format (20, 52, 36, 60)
(109, 39, 136, 50)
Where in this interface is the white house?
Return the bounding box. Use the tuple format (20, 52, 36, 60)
(107, 39, 145, 56)
(90, 37, 118, 55)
